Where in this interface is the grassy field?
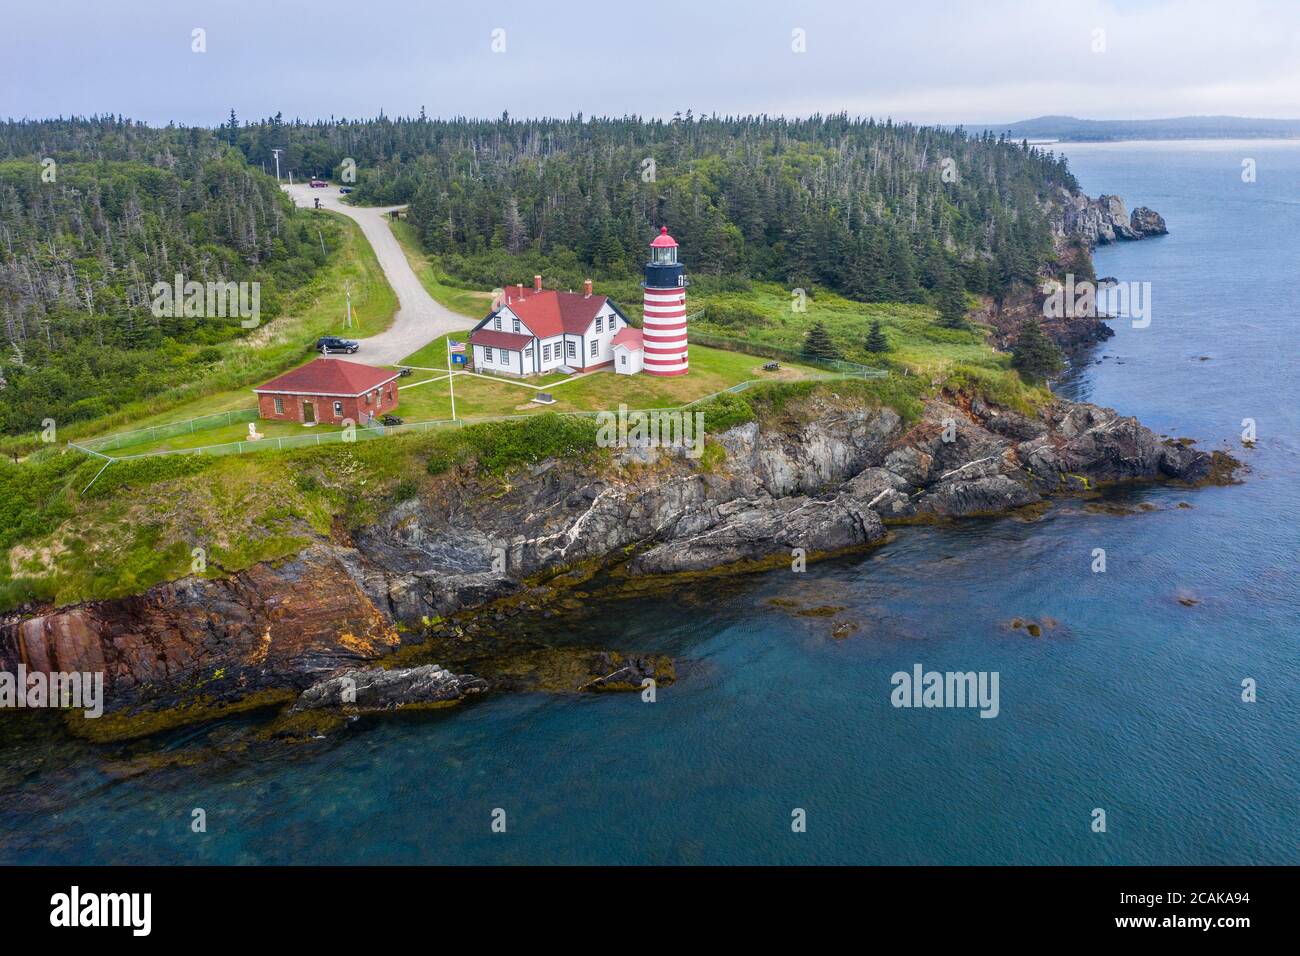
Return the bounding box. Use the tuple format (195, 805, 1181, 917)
(389, 335, 828, 422)
(688, 282, 1045, 411)
(105, 419, 346, 456)
(5, 210, 397, 453)
(97, 338, 830, 450)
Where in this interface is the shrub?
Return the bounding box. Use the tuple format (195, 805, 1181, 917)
(427, 413, 602, 476)
(703, 302, 770, 330)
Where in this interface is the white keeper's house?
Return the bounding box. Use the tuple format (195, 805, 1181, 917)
(468, 227, 689, 378)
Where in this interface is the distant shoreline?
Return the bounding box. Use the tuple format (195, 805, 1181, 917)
(1030, 136, 1300, 144)
(965, 115, 1300, 143)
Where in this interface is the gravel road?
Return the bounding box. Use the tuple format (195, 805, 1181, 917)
(282, 183, 474, 365)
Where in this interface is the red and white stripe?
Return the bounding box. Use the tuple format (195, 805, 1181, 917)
(642, 286, 688, 376)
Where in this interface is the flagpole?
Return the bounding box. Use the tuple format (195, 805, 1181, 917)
(447, 337, 457, 422)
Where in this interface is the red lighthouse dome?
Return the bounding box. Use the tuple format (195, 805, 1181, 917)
(650, 226, 678, 248)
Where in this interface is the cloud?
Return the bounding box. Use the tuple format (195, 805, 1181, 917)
(1, 0, 1298, 124)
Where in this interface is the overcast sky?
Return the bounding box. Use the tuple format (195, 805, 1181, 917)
(3, 0, 1299, 126)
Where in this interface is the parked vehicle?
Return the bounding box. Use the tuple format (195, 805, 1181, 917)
(309, 178, 328, 188)
(763, 361, 780, 371)
(316, 336, 359, 354)
(339, 187, 353, 194)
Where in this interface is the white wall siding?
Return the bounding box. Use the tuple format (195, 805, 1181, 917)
(473, 344, 523, 376)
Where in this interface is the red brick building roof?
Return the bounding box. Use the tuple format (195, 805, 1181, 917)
(253, 358, 400, 396)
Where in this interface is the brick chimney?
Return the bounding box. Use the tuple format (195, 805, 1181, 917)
(583, 279, 593, 298)
(534, 274, 542, 292)
(517, 283, 524, 298)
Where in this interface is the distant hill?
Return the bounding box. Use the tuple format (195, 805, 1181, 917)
(967, 115, 1300, 142)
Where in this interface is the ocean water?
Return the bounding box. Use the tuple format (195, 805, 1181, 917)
(1, 141, 1296, 865)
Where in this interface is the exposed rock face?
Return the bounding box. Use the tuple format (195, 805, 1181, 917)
(984, 190, 1167, 354)
(972, 282, 1114, 354)
(1, 392, 1227, 716)
(1130, 206, 1168, 236)
(292, 664, 486, 712)
(339, 393, 1218, 617)
(1055, 190, 1167, 245)
(0, 546, 399, 706)
(1057, 192, 1139, 244)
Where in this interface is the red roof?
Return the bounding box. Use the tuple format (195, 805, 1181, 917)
(611, 327, 643, 351)
(253, 358, 399, 396)
(494, 288, 609, 338)
(470, 328, 533, 351)
(649, 226, 677, 248)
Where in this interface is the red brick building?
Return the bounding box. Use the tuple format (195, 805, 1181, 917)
(253, 358, 400, 425)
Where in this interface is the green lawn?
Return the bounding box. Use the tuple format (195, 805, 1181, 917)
(107, 419, 346, 456)
(389, 339, 827, 423)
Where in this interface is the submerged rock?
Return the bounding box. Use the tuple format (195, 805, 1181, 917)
(578, 651, 673, 692)
(292, 664, 487, 712)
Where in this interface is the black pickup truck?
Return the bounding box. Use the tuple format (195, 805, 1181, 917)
(316, 336, 359, 354)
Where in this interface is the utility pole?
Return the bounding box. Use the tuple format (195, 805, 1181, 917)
(271, 148, 283, 181)
(344, 280, 353, 329)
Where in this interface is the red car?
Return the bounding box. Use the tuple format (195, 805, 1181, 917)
(309, 178, 327, 188)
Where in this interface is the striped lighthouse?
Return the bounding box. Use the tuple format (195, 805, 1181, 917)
(641, 226, 689, 376)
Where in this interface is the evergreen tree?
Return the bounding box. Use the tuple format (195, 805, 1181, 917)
(935, 268, 969, 329)
(865, 320, 890, 353)
(802, 321, 842, 360)
(1011, 319, 1064, 382)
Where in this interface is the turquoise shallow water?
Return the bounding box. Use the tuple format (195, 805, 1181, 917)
(1, 141, 1297, 865)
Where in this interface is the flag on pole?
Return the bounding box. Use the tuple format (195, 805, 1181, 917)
(446, 338, 459, 422)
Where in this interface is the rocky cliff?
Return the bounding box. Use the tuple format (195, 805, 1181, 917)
(1055, 190, 1169, 246)
(1, 389, 1232, 726)
(980, 189, 1170, 354)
